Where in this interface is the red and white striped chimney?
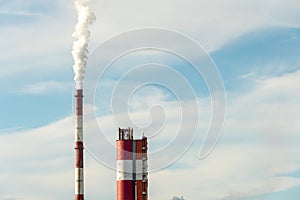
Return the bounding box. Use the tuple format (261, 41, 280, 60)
(116, 128, 148, 200)
(75, 89, 84, 200)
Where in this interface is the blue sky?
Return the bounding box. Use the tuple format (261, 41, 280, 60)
(1, 0, 300, 199)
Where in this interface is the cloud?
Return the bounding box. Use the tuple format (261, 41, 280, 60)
(149, 143, 300, 199)
(0, 116, 73, 199)
(2, 0, 300, 78)
(17, 81, 73, 95)
(226, 70, 300, 139)
(90, 0, 300, 51)
(0, 10, 45, 17)
(0, 0, 64, 17)
(0, 1, 74, 78)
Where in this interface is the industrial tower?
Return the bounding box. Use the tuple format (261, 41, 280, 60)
(116, 128, 148, 200)
(74, 89, 84, 200)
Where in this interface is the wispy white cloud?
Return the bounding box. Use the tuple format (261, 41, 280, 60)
(0, 1, 74, 78)
(17, 81, 73, 94)
(90, 0, 300, 52)
(0, 10, 45, 17)
(239, 61, 300, 81)
(2, 0, 300, 79)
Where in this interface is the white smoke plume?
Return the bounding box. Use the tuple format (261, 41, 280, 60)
(72, 0, 95, 90)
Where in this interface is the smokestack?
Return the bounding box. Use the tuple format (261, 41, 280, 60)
(75, 89, 84, 200)
(116, 128, 148, 200)
(72, 0, 94, 198)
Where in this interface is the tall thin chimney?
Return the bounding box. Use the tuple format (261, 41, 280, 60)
(75, 89, 84, 200)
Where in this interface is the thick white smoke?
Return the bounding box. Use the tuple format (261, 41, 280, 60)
(72, 0, 95, 90)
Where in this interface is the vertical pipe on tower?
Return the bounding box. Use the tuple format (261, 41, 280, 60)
(75, 89, 84, 200)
